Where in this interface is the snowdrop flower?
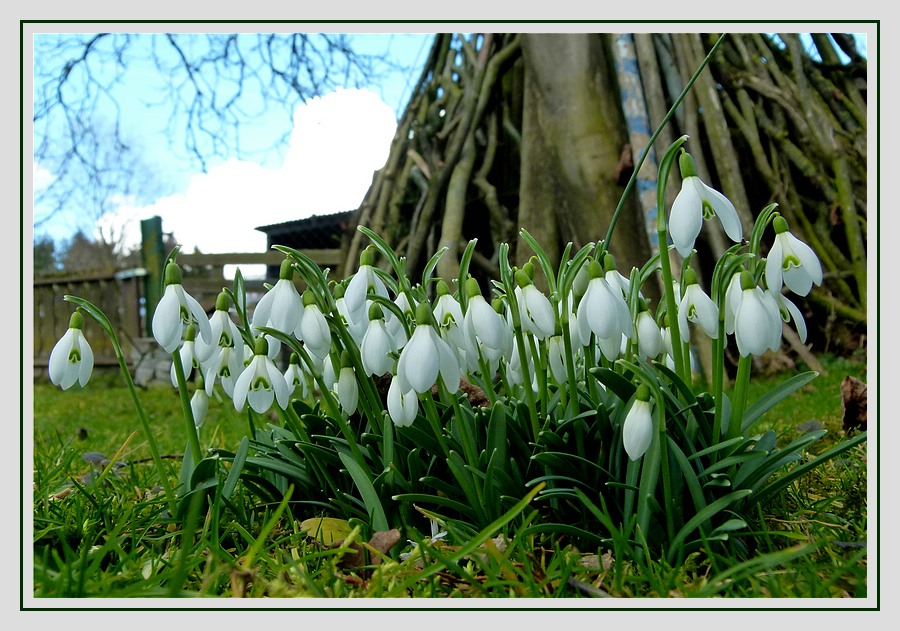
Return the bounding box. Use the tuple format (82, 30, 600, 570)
(623, 384, 654, 461)
(191, 387, 209, 428)
(322, 353, 337, 391)
(596, 332, 625, 363)
(731, 271, 782, 357)
(252, 258, 303, 337)
(433, 280, 467, 358)
(577, 258, 632, 343)
(396, 301, 461, 394)
(387, 377, 418, 428)
(669, 151, 743, 257)
(200, 292, 246, 397)
(344, 246, 389, 328)
(514, 268, 556, 340)
(508, 334, 538, 391)
(547, 332, 569, 384)
(170, 323, 214, 387)
(634, 304, 663, 359)
(197, 292, 244, 365)
(765, 215, 823, 297)
(463, 278, 511, 358)
(204, 345, 243, 398)
(333, 283, 367, 345)
(49, 310, 94, 390)
(677, 268, 719, 343)
(297, 290, 331, 360)
(773, 291, 808, 344)
(361, 305, 397, 377)
(336, 351, 359, 415)
(386, 290, 414, 349)
(283, 353, 308, 399)
(233, 337, 290, 414)
(152, 261, 212, 354)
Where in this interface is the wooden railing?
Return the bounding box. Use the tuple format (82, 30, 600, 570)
(32, 249, 343, 369)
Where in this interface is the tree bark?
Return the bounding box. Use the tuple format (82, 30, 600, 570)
(518, 33, 654, 284)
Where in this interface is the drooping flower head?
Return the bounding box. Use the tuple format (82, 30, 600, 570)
(433, 280, 467, 360)
(669, 151, 743, 258)
(191, 383, 209, 428)
(283, 352, 309, 400)
(577, 257, 632, 343)
(387, 377, 418, 428)
(731, 270, 782, 357)
(344, 246, 389, 329)
(634, 300, 663, 360)
(765, 215, 823, 297)
(463, 277, 512, 361)
(152, 261, 212, 353)
(514, 264, 556, 340)
(677, 267, 719, 343)
(170, 322, 214, 387)
(623, 383, 654, 461)
(251, 258, 303, 337)
(49, 309, 94, 390)
(201, 291, 246, 398)
(333, 282, 367, 345)
(396, 300, 461, 394)
(233, 336, 290, 414)
(297, 290, 332, 360)
(336, 350, 359, 415)
(360, 303, 397, 377)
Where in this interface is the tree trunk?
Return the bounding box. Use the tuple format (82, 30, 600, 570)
(518, 34, 655, 287)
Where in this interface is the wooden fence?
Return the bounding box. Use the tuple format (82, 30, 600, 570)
(32, 249, 342, 370)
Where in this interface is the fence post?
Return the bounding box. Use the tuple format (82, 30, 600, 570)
(140, 216, 164, 336)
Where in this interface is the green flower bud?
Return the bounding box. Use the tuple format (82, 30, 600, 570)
(68, 310, 85, 330)
(514, 268, 531, 289)
(635, 383, 651, 402)
(215, 290, 232, 312)
(465, 277, 482, 299)
(773, 215, 790, 235)
(682, 267, 698, 287)
(679, 151, 699, 178)
(163, 261, 183, 286)
(253, 336, 269, 356)
(740, 269, 756, 291)
(415, 300, 432, 326)
(279, 258, 294, 281)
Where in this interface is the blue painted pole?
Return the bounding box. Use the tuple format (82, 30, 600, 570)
(611, 34, 660, 255)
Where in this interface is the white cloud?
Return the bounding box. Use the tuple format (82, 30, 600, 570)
(97, 87, 397, 259)
(32, 160, 54, 193)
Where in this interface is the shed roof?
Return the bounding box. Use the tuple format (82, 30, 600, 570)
(256, 210, 355, 249)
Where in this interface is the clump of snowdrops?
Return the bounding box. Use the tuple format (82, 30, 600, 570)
(49, 134, 866, 566)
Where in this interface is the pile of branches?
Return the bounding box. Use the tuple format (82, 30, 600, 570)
(342, 32, 867, 356)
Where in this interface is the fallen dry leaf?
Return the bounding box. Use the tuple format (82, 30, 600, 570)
(841, 375, 867, 432)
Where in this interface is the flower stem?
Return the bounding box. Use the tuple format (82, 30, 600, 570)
(421, 393, 451, 459)
(728, 354, 752, 440)
(64, 296, 177, 513)
(171, 350, 203, 466)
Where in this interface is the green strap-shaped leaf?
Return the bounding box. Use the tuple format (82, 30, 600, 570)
(666, 489, 753, 565)
(339, 451, 389, 532)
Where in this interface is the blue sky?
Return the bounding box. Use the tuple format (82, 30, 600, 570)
(31, 29, 871, 261)
(32, 31, 435, 255)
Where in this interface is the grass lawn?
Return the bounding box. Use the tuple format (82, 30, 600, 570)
(28, 351, 869, 600)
